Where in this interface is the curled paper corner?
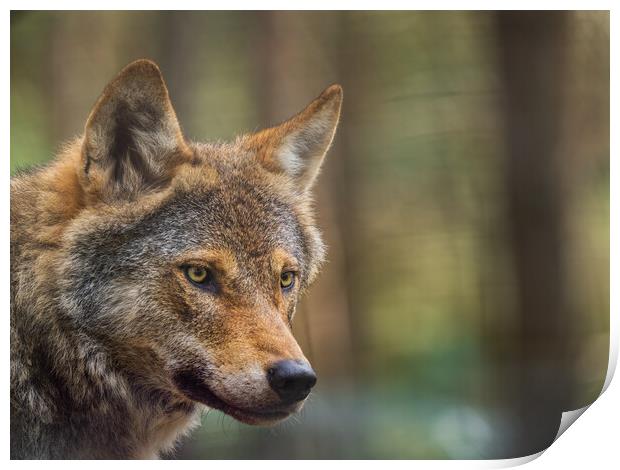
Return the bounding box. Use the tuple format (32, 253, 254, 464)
(541, 339, 617, 457)
(533, 336, 617, 463)
(489, 338, 617, 468)
(553, 325, 619, 437)
(549, 321, 619, 452)
(553, 405, 590, 442)
(486, 408, 589, 469)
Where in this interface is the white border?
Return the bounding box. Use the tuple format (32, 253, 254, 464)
(3, 3, 616, 467)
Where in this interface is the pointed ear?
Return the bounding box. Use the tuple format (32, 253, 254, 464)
(243, 85, 342, 192)
(81, 59, 192, 201)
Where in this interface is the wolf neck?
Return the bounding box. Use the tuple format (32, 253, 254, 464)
(11, 295, 200, 458)
(10, 146, 200, 459)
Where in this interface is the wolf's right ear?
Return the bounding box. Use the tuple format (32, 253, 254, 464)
(81, 59, 192, 201)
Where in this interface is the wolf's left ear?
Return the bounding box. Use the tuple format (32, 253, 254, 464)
(81, 59, 191, 201)
(244, 85, 342, 192)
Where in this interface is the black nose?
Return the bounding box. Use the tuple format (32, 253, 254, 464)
(267, 360, 317, 404)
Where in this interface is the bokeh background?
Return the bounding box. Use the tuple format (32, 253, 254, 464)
(10, 11, 609, 459)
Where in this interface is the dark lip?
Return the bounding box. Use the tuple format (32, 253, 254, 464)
(173, 370, 294, 425)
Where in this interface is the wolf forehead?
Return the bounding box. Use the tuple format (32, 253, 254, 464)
(71, 160, 318, 279)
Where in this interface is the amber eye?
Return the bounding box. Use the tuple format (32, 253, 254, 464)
(280, 271, 296, 290)
(185, 266, 209, 285)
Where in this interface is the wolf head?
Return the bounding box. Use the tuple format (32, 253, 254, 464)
(59, 60, 341, 425)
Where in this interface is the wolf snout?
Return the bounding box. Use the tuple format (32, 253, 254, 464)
(267, 360, 317, 404)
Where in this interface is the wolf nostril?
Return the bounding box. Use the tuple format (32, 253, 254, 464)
(267, 360, 317, 404)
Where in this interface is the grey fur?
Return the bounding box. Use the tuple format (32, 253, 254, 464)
(10, 60, 341, 459)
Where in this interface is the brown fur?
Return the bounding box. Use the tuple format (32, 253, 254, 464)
(11, 59, 341, 459)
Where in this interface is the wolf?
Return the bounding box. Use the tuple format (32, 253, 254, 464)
(10, 59, 342, 459)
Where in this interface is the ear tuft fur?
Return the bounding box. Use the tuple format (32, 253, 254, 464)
(82, 59, 191, 201)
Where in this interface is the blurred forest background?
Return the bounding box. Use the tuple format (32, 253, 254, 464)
(10, 11, 609, 459)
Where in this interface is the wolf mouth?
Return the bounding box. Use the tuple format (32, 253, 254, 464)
(173, 370, 292, 425)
